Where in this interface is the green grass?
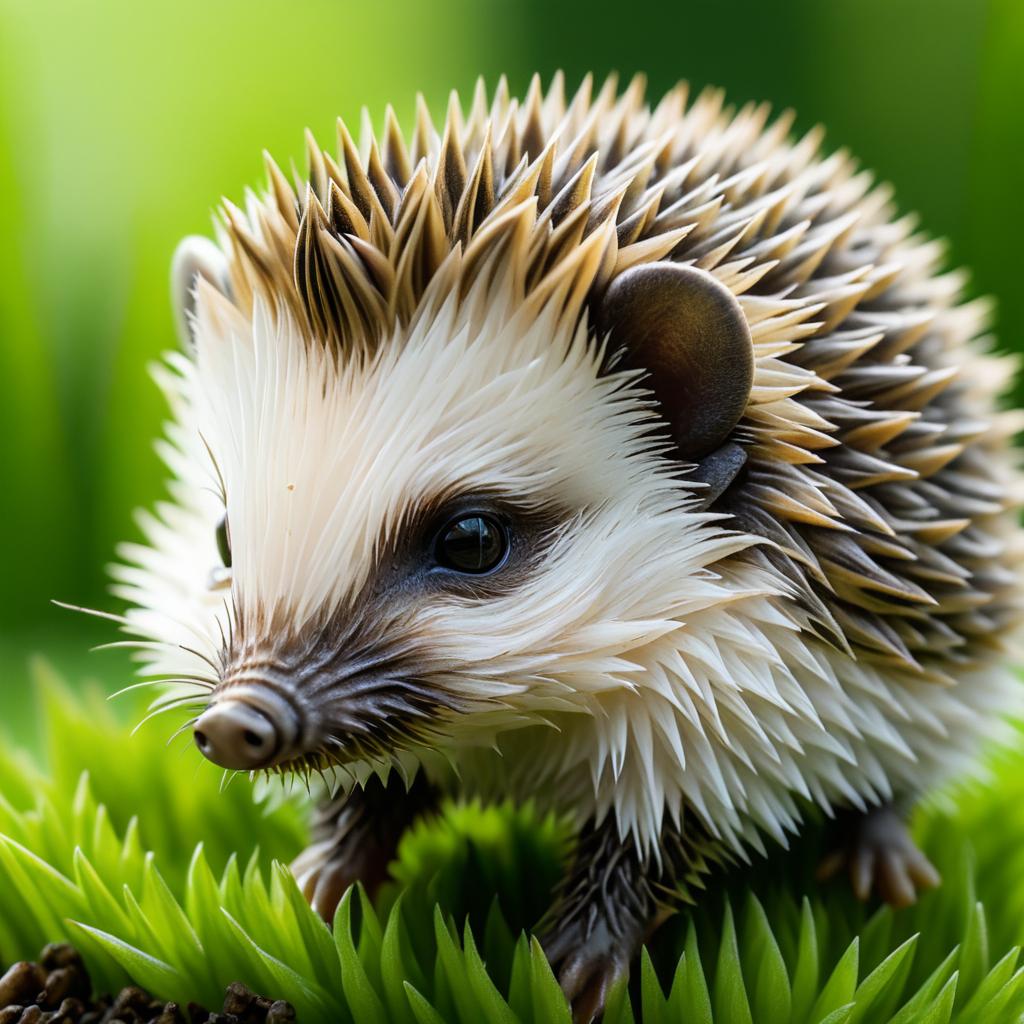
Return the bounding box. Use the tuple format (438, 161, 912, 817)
(3, 662, 1024, 1023)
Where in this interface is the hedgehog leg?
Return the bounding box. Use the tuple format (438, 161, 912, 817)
(540, 818, 655, 1023)
(291, 772, 436, 923)
(540, 816, 707, 1024)
(817, 802, 940, 908)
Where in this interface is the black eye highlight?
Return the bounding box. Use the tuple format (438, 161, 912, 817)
(216, 514, 232, 568)
(435, 513, 508, 575)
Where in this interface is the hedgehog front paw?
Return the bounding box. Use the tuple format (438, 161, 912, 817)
(817, 803, 940, 908)
(291, 837, 392, 924)
(291, 774, 437, 924)
(541, 917, 633, 1024)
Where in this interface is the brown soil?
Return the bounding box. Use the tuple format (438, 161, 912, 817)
(0, 946, 295, 1024)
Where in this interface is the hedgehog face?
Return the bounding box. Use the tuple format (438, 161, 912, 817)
(115, 82, 774, 791)
(161, 266, 751, 777)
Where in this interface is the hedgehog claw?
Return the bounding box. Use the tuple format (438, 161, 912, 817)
(292, 843, 372, 924)
(291, 836, 389, 924)
(818, 804, 940, 908)
(543, 919, 633, 1024)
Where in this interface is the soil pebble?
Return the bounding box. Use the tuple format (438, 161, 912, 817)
(0, 948, 295, 1024)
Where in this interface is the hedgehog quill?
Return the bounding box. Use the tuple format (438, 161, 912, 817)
(112, 75, 1023, 1021)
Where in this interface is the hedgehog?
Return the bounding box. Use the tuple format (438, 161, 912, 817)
(110, 74, 1023, 1021)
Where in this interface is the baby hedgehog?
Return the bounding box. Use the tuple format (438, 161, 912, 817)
(115, 75, 1023, 1021)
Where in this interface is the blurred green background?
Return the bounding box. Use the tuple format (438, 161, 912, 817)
(0, 0, 1021, 736)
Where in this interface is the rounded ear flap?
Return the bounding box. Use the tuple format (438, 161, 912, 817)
(171, 236, 231, 350)
(599, 262, 754, 462)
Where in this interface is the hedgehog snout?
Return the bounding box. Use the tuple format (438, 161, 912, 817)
(193, 683, 302, 770)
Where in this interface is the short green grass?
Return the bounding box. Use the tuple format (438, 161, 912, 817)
(3, 661, 1024, 1023)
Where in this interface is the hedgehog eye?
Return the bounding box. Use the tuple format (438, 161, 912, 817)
(215, 514, 232, 568)
(435, 513, 508, 574)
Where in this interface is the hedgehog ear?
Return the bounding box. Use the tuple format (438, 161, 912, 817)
(171, 236, 231, 351)
(599, 262, 754, 464)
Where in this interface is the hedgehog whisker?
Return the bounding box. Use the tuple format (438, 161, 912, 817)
(58, 598, 214, 663)
(91, 640, 219, 673)
(130, 669, 216, 682)
(135, 677, 216, 694)
(175, 732, 199, 759)
(133, 671, 218, 687)
(146, 691, 209, 713)
(92, 640, 175, 654)
(179, 644, 223, 674)
(59, 600, 225, 687)
(108, 679, 212, 702)
(198, 430, 227, 506)
(131, 700, 207, 737)
(92, 635, 221, 675)
(167, 716, 201, 747)
(52, 600, 131, 626)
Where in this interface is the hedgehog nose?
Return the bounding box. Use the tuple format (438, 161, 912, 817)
(193, 701, 279, 770)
